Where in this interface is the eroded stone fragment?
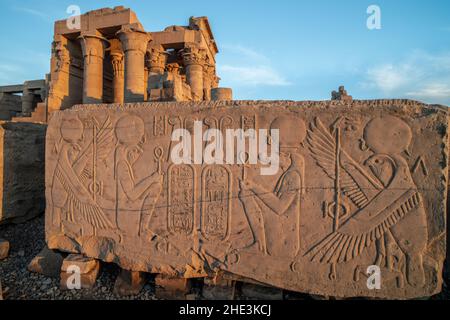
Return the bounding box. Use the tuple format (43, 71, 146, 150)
(45, 100, 449, 299)
(0, 239, 9, 260)
(113, 269, 146, 296)
(28, 246, 64, 278)
(155, 275, 192, 300)
(60, 262, 100, 290)
(61, 254, 98, 274)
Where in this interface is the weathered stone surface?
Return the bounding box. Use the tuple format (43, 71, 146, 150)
(113, 269, 146, 296)
(60, 261, 100, 290)
(0, 122, 46, 224)
(0, 239, 10, 260)
(28, 246, 64, 278)
(45, 100, 448, 299)
(61, 254, 99, 274)
(155, 275, 192, 300)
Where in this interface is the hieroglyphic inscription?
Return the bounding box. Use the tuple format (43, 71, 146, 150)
(167, 164, 196, 235)
(201, 165, 232, 240)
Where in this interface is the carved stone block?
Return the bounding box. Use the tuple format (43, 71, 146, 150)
(45, 100, 448, 299)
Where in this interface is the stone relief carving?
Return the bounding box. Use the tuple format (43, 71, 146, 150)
(51, 116, 114, 236)
(46, 101, 447, 299)
(306, 115, 428, 287)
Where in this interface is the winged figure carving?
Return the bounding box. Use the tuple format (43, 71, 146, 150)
(52, 116, 115, 231)
(305, 117, 425, 267)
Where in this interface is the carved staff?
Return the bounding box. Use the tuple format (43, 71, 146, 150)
(329, 125, 341, 281)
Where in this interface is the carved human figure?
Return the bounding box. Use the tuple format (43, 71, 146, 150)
(114, 115, 164, 237)
(51, 117, 113, 233)
(306, 115, 428, 287)
(238, 116, 306, 259)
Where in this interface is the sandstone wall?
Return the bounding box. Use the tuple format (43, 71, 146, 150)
(0, 122, 46, 224)
(45, 100, 448, 299)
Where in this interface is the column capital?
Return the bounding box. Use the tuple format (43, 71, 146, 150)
(111, 52, 124, 77)
(182, 43, 207, 66)
(78, 34, 109, 61)
(117, 25, 151, 55)
(146, 44, 167, 73)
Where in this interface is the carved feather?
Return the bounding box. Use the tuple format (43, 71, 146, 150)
(55, 164, 113, 229)
(307, 118, 372, 209)
(306, 190, 421, 263)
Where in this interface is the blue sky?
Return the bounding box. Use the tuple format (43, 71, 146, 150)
(0, 0, 449, 105)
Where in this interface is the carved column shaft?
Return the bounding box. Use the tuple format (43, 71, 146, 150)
(48, 37, 70, 112)
(203, 64, 216, 101)
(182, 45, 206, 101)
(21, 88, 35, 114)
(118, 28, 151, 102)
(79, 35, 108, 104)
(146, 45, 167, 90)
(110, 51, 124, 104)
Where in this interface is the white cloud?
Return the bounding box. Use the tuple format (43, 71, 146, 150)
(218, 44, 291, 87)
(13, 7, 51, 22)
(218, 65, 291, 87)
(220, 44, 270, 64)
(406, 83, 450, 100)
(365, 64, 409, 92)
(361, 51, 450, 104)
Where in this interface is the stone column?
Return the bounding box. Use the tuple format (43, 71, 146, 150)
(78, 34, 108, 104)
(117, 26, 151, 102)
(146, 44, 167, 90)
(48, 36, 70, 113)
(21, 87, 35, 115)
(144, 66, 149, 101)
(203, 64, 216, 101)
(110, 40, 124, 104)
(182, 44, 207, 101)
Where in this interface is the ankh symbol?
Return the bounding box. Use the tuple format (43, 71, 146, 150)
(154, 146, 164, 175)
(239, 151, 250, 180)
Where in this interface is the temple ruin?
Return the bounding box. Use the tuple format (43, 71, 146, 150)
(0, 7, 449, 300)
(0, 6, 230, 123)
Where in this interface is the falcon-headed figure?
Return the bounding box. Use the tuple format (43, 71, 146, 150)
(306, 116, 427, 287)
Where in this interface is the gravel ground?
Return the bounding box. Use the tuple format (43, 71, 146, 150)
(1, 214, 449, 300)
(0, 214, 157, 300)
